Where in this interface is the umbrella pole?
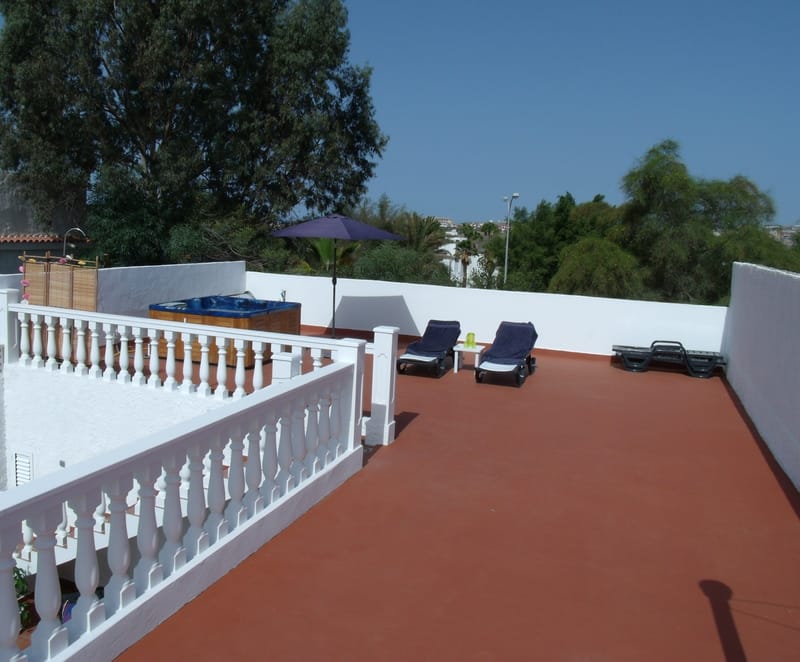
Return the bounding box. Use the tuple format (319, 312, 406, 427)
(331, 239, 337, 337)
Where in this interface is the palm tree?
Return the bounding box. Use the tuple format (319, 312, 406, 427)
(454, 225, 479, 287)
(399, 213, 447, 255)
(300, 238, 360, 274)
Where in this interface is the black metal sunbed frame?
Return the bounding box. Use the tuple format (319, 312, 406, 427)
(611, 341, 726, 378)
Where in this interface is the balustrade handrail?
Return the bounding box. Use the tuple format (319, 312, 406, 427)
(7, 301, 352, 355)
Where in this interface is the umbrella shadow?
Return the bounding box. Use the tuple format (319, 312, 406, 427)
(336, 295, 418, 335)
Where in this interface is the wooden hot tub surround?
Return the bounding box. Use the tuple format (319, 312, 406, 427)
(148, 295, 301, 366)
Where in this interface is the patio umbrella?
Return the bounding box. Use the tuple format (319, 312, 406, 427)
(273, 214, 403, 336)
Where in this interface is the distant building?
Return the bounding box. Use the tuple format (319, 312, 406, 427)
(765, 224, 799, 247)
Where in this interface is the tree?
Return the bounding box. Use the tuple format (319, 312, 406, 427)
(300, 238, 360, 275)
(353, 243, 452, 285)
(548, 238, 645, 299)
(619, 139, 777, 303)
(0, 0, 387, 263)
(453, 225, 480, 288)
(397, 213, 447, 255)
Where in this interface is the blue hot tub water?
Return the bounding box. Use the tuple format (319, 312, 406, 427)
(149, 295, 298, 319)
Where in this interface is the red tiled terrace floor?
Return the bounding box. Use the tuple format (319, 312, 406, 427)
(119, 344, 800, 661)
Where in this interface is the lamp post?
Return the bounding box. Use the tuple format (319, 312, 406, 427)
(502, 193, 520, 286)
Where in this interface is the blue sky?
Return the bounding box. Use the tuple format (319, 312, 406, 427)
(344, 0, 799, 225)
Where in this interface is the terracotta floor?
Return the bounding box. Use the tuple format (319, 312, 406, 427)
(118, 347, 800, 662)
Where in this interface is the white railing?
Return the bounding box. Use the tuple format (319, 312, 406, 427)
(0, 342, 365, 661)
(0, 292, 398, 446)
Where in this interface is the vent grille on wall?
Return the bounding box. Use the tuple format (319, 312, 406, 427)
(14, 452, 33, 486)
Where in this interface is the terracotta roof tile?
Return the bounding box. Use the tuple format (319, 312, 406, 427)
(0, 233, 61, 244)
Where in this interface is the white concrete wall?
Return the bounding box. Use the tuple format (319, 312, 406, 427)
(97, 261, 246, 316)
(0, 274, 21, 290)
(722, 263, 800, 489)
(245, 272, 727, 355)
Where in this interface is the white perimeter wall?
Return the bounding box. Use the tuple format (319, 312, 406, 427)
(722, 263, 800, 489)
(97, 261, 246, 316)
(246, 272, 727, 355)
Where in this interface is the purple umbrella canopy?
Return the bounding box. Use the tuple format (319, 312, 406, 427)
(273, 214, 404, 335)
(272, 213, 403, 241)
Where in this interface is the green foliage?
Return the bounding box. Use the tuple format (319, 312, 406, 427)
(353, 243, 452, 285)
(344, 194, 407, 231)
(396, 213, 447, 255)
(298, 238, 360, 274)
(617, 139, 783, 303)
(13, 567, 34, 630)
(548, 238, 644, 299)
(0, 0, 386, 263)
(86, 166, 167, 265)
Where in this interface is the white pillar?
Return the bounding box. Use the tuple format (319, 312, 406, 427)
(272, 351, 301, 383)
(364, 326, 399, 446)
(0, 290, 20, 365)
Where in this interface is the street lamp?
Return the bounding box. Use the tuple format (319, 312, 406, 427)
(502, 193, 520, 286)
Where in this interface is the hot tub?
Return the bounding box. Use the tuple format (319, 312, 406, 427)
(149, 295, 301, 366)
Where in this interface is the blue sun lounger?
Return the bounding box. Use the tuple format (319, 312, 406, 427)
(475, 321, 538, 386)
(397, 320, 461, 378)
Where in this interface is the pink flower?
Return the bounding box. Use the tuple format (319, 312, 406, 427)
(18, 265, 24, 272)
(21, 292, 30, 300)
(20, 279, 30, 287)
(58, 257, 67, 264)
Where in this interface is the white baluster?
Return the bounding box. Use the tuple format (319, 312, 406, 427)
(196, 334, 211, 397)
(276, 408, 294, 495)
(88, 321, 102, 378)
(67, 490, 105, 641)
(74, 319, 88, 376)
(204, 432, 229, 545)
(0, 525, 22, 659)
(103, 323, 117, 381)
(214, 338, 228, 399)
(132, 326, 146, 385)
(290, 401, 308, 486)
(232, 339, 247, 399)
(44, 314, 58, 370)
(31, 313, 44, 368)
(260, 412, 280, 503)
(133, 465, 164, 594)
(147, 329, 161, 388)
(318, 389, 333, 465)
(183, 444, 209, 560)
(117, 325, 131, 384)
(162, 330, 178, 391)
(159, 452, 186, 577)
(19, 521, 33, 560)
(55, 501, 68, 547)
(244, 424, 265, 516)
(181, 332, 196, 394)
(329, 386, 343, 457)
(29, 509, 69, 659)
(59, 316, 74, 374)
(225, 425, 247, 528)
(17, 312, 31, 365)
(252, 341, 265, 391)
(103, 479, 135, 616)
(310, 347, 324, 370)
(305, 391, 322, 475)
(94, 492, 107, 533)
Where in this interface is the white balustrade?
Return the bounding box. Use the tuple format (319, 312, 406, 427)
(4, 301, 398, 450)
(0, 354, 363, 661)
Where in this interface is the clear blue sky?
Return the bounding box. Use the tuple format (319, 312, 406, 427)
(344, 0, 799, 225)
